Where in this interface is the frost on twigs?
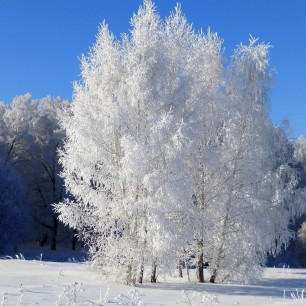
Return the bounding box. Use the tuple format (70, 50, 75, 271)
(176, 290, 219, 305)
(290, 289, 305, 301)
(56, 282, 85, 306)
(114, 289, 144, 306)
(0, 292, 7, 306)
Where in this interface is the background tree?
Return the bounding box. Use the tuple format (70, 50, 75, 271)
(0, 159, 28, 253)
(0, 94, 70, 251)
(270, 135, 306, 267)
(28, 96, 70, 250)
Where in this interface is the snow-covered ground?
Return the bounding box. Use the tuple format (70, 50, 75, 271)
(1, 254, 306, 305)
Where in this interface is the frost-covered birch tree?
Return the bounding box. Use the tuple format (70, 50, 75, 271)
(55, 0, 306, 284)
(56, 1, 188, 284)
(206, 38, 305, 283)
(55, 0, 224, 284)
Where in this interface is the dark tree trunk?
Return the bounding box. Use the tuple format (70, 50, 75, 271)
(72, 229, 77, 251)
(178, 258, 183, 278)
(138, 264, 144, 284)
(51, 215, 58, 250)
(210, 270, 217, 283)
(151, 263, 157, 283)
(39, 232, 48, 247)
(196, 244, 204, 283)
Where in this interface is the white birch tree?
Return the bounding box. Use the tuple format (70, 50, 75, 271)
(55, 0, 306, 285)
(55, 1, 224, 284)
(206, 38, 305, 283)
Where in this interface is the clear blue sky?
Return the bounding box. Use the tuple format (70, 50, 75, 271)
(0, 0, 305, 137)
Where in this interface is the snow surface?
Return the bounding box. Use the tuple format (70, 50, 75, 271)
(1, 254, 306, 305)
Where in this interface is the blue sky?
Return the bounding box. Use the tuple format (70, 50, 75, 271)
(0, 0, 305, 137)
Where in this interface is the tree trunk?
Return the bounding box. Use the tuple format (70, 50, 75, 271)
(185, 256, 190, 282)
(178, 258, 183, 278)
(138, 264, 144, 284)
(126, 264, 133, 285)
(39, 232, 48, 247)
(51, 215, 58, 251)
(210, 269, 217, 283)
(72, 229, 77, 251)
(151, 263, 157, 283)
(209, 248, 222, 283)
(196, 240, 204, 283)
(210, 212, 229, 283)
(209, 131, 243, 283)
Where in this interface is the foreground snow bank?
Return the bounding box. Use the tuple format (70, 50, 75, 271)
(0, 259, 305, 305)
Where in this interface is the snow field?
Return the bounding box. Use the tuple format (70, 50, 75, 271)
(1, 259, 306, 305)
